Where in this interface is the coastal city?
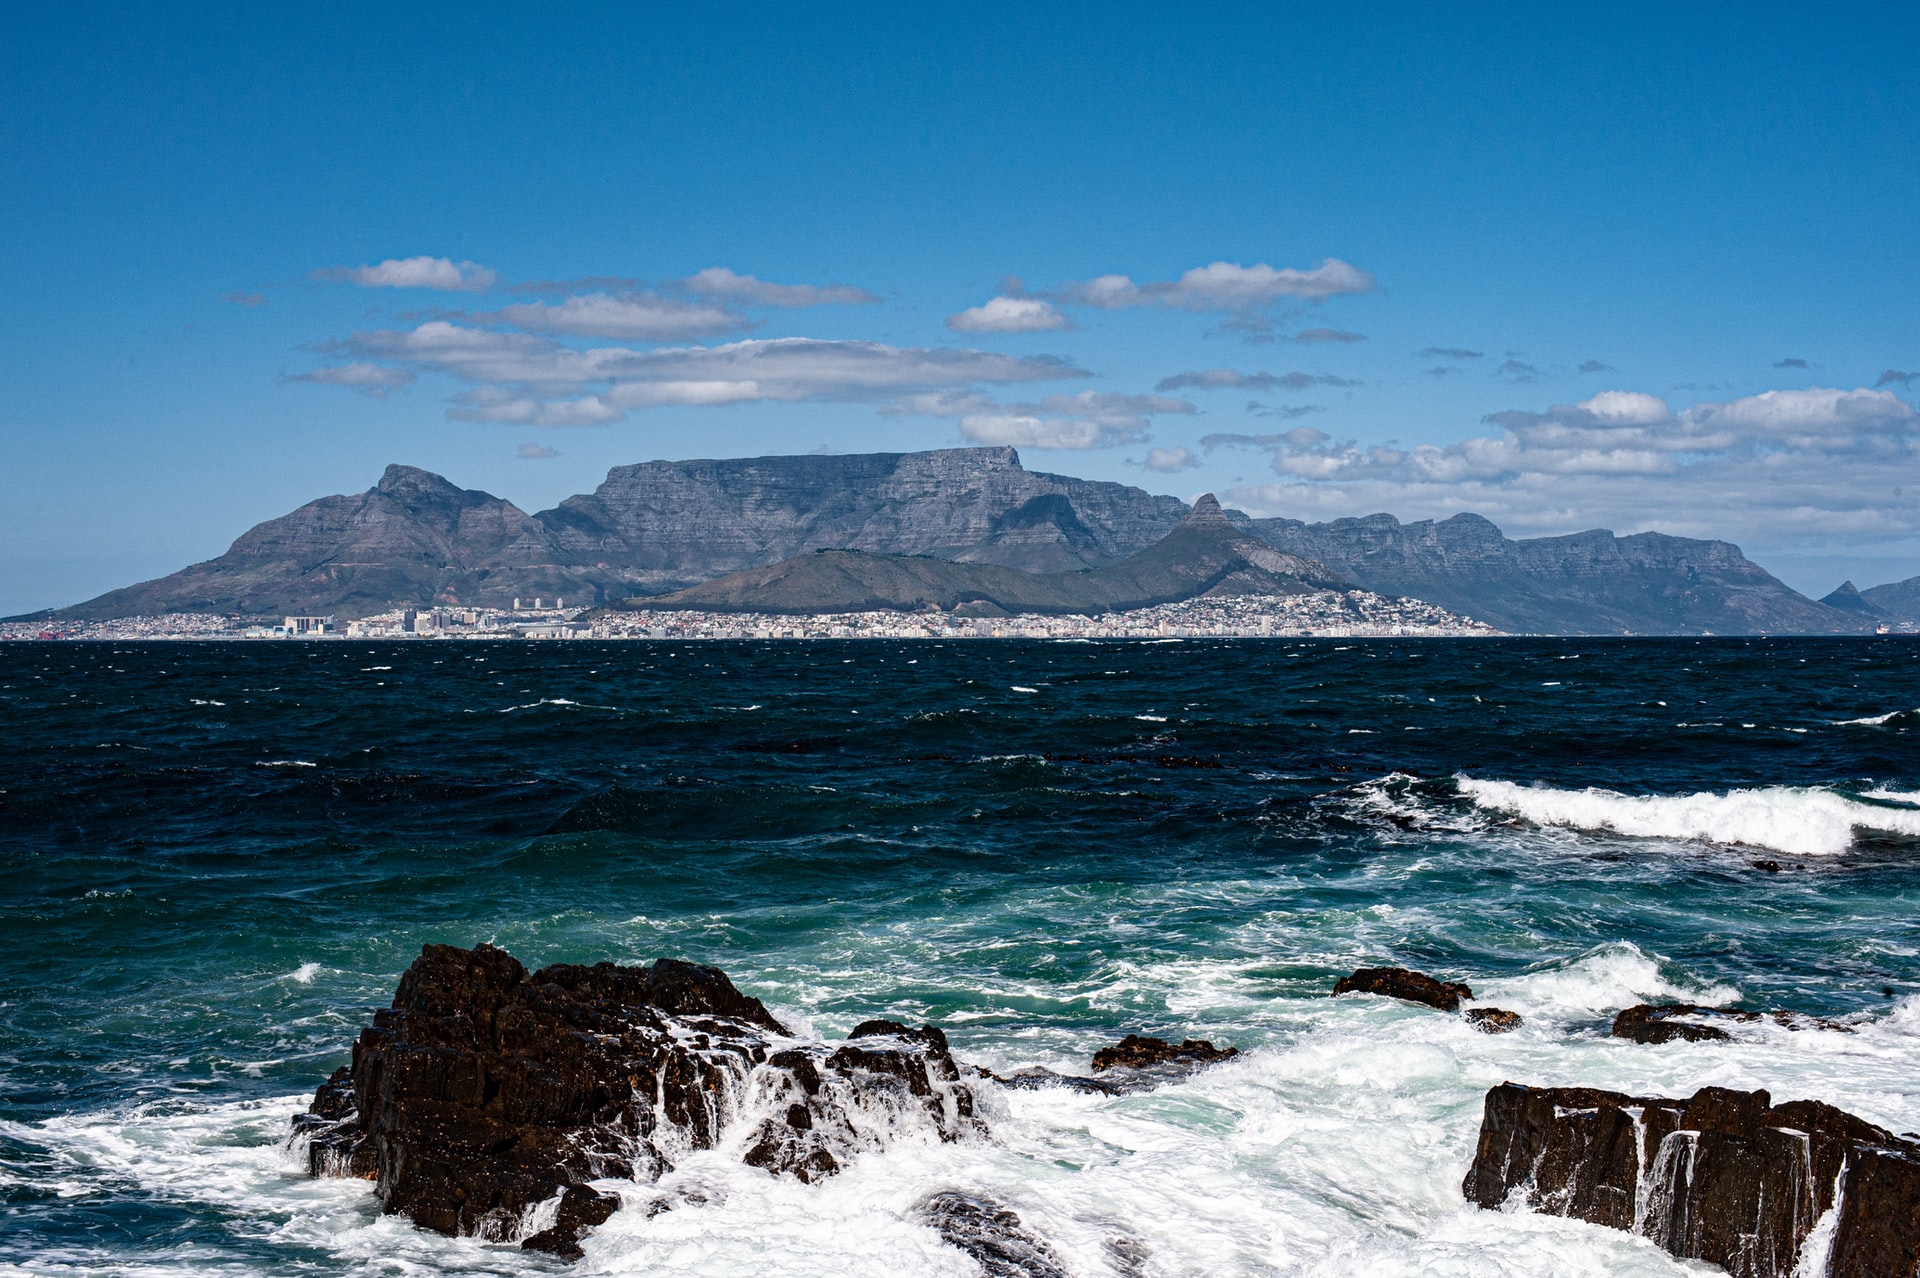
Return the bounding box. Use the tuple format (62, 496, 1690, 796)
(0, 590, 1501, 641)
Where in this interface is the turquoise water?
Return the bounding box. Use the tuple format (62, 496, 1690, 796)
(3, 638, 1920, 1275)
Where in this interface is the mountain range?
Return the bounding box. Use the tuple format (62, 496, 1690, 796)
(18, 446, 1908, 634)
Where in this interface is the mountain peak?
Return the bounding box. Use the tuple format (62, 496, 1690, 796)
(377, 463, 461, 495)
(1181, 493, 1228, 525)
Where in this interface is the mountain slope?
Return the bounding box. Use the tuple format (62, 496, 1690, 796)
(1860, 575, 1920, 626)
(47, 466, 600, 620)
(1247, 511, 1863, 635)
(621, 495, 1347, 616)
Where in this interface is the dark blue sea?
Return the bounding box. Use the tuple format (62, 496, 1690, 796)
(3, 637, 1920, 1276)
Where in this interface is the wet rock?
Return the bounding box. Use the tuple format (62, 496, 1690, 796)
(917, 1191, 1070, 1278)
(1611, 1002, 1854, 1044)
(1465, 1007, 1522, 1034)
(1463, 1081, 1920, 1278)
(1090, 1033, 1238, 1072)
(998, 1066, 1121, 1096)
(293, 943, 985, 1258)
(1332, 966, 1472, 1012)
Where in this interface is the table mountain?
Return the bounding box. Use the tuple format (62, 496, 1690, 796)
(619, 494, 1347, 616)
(21, 446, 1869, 634)
(36, 448, 1185, 620)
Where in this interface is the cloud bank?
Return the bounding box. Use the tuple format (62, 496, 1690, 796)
(1226, 386, 1920, 547)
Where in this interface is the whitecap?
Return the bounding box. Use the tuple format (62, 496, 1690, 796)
(1834, 708, 1918, 726)
(285, 962, 322, 984)
(1457, 776, 1920, 856)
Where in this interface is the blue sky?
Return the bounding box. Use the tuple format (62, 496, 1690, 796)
(3, 3, 1916, 613)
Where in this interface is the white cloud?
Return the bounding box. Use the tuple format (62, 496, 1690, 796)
(1057, 258, 1374, 311)
(517, 443, 562, 459)
(960, 415, 1136, 450)
(1223, 385, 1920, 550)
(676, 267, 878, 307)
(314, 325, 1086, 425)
(923, 389, 1193, 451)
(487, 292, 741, 340)
(286, 363, 417, 397)
(1295, 328, 1366, 344)
(1141, 446, 1200, 472)
(1155, 368, 1359, 392)
(315, 256, 496, 292)
(947, 296, 1070, 333)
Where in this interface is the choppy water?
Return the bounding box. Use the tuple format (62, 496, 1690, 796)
(3, 637, 1920, 1276)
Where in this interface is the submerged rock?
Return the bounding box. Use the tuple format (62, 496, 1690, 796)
(917, 1191, 1071, 1278)
(1612, 1002, 1854, 1044)
(1463, 1081, 1920, 1277)
(1465, 1007, 1522, 1034)
(1090, 1033, 1239, 1073)
(1332, 966, 1472, 1012)
(998, 1065, 1122, 1096)
(291, 944, 984, 1259)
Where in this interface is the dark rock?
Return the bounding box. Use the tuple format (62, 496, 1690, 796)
(293, 943, 985, 1258)
(1463, 1081, 1920, 1277)
(522, 1186, 621, 1259)
(1332, 966, 1472, 1012)
(998, 1066, 1121, 1096)
(1090, 1033, 1239, 1073)
(1465, 1008, 1522, 1033)
(1753, 859, 1784, 872)
(1612, 1002, 1854, 1044)
(917, 1191, 1071, 1278)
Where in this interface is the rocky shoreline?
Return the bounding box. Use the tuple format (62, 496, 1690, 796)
(293, 947, 1920, 1272)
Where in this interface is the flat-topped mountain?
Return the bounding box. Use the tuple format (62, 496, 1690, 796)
(17, 445, 1877, 634)
(1249, 510, 1861, 635)
(623, 494, 1348, 616)
(35, 448, 1186, 620)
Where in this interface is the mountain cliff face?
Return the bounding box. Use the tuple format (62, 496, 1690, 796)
(30, 447, 1868, 634)
(542, 446, 1187, 590)
(624, 494, 1347, 616)
(42, 449, 1186, 619)
(1247, 511, 1862, 635)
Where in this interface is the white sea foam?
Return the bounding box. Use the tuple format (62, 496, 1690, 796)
(20, 928, 1920, 1278)
(1834, 708, 1918, 726)
(1457, 777, 1920, 856)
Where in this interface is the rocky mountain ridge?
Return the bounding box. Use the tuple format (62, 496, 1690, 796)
(621, 494, 1348, 616)
(21, 446, 1878, 634)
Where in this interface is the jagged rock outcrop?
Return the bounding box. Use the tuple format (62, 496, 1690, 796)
(916, 1192, 1072, 1278)
(291, 944, 984, 1258)
(1248, 510, 1865, 635)
(1331, 966, 1473, 1012)
(1611, 1002, 1853, 1044)
(1463, 1082, 1920, 1277)
(618, 494, 1352, 616)
(1090, 1033, 1239, 1073)
(1466, 1008, 1523, 1033)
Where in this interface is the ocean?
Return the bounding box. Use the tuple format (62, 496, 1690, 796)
(3, 637, 1919, 1276)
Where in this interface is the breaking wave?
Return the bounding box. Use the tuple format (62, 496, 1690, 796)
(1457, 777, 1920, 856)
